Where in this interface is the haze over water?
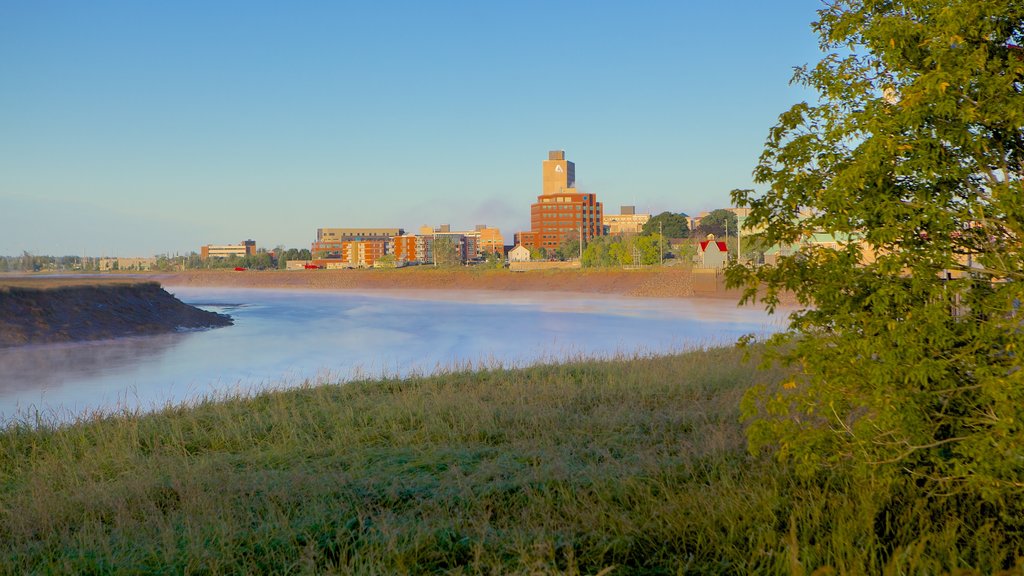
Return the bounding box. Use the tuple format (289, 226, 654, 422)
(0, 288, 784, 423)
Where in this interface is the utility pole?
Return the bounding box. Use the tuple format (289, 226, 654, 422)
(737, 215, 742, 264)
(659, 220, 663, 266)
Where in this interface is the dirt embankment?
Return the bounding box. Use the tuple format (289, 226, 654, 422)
(0, 281, 232, 348)
(157, 266, 746, 299)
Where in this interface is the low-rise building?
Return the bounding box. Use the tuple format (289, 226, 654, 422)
(604, 205, 650, 235)
(696, 235, 728, 269)
(391, 235, 421, 263)
(414, 224, 500, 263)
(201, 240, 256, 260)
(311, 239, 388, 268)
(763, 232, 877, 266)
(508, 245, 531, 262)
(99, 257, 157, 271)
(311, 227, 403, 268)
(316, 228, 404, 244)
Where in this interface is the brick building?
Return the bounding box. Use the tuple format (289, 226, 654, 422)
(518, 151, 603, 252)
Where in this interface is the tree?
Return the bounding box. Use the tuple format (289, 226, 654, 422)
(642, 211, 689, 238)
(634, 234, 663, 265)
(483, 250, 504, 269)
(432, 236, 461, 267)
(696, 209, 737, 238)
(582, 236, 614, 267)
(606, 241, 632, 266)
(554, 231, 581, 261)
(729, 0, 1024, 513)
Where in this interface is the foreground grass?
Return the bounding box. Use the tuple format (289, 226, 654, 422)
(0, 347, 1018, 574)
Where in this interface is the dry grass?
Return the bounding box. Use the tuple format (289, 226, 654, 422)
(0, 347, 1016, 574)
(0, 276, 145, 291)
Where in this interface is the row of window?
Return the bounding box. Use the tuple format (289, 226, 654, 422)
(536, 204, 599, 210)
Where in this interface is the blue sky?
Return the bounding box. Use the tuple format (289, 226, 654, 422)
(0, 1, 823, 256)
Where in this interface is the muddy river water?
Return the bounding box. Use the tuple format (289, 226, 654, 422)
(0, 288, 786, 423)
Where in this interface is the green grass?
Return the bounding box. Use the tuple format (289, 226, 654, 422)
(0, 347, 1020, 574)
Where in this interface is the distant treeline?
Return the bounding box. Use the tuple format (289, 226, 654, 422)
(0, 248, 313, 273)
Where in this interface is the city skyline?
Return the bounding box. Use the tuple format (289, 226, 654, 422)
(1, 1, 822, 256)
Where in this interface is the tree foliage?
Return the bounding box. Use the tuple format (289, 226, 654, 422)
(729, 0, 1024, 510)
(581, 235, 665, 267)
(642, 211, 689, 238)
(554, 232, 581, 261)
(432, 236, 461, 267)
(276, 248, 312, 269)
(697, 209, 737, 238)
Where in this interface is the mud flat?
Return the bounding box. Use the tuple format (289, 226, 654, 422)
(156, 266, 745, 299)
(0, 280, 232, 348)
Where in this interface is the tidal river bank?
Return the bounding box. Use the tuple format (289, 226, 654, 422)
(0, 280, 231, 348)
(154, 266, 740, 299)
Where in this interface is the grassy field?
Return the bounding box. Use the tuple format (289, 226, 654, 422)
(0, 347, 1018, 574)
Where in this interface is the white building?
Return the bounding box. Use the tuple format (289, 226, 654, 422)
(697, 235, 728, 269)
(508, 245, 531, 262)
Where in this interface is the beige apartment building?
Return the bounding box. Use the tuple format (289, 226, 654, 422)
(200, 240, 256, 260)
(99, 257, 157, 271)
(316, 228, 404, 243)
(603, 205, 650, 235)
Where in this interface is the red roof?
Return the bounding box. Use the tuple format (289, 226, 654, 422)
(699, 240, 728, 253)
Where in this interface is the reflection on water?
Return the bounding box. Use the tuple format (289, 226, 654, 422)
(0, 333, 184, 392)
(0, 288, 786, 423)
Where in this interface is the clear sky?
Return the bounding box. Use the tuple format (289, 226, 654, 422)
(0, 0, 823, 257)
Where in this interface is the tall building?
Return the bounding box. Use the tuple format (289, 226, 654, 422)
(542, 150, 575, 196)
(519, 150, 603, 251)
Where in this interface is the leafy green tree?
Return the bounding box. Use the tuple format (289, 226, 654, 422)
(582, 237, 612, 267)
(154, 255, 176, 271)
(642, 212, 689, 238)
(529, 247, 547, 261)
(483, 250, 504, 268)
(432, 236, 461, 267)
(607, 241, 631, 266)
(554, 232, 581, 261)
(696, 209, 737, 238)
(729, 0, 1024, 511)
(635, 234, 664, 265)
(185, 253, 202, 269)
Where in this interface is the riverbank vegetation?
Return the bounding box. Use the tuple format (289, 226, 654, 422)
(731, 0, 1024, 554)
(1, 346, 1020, 574)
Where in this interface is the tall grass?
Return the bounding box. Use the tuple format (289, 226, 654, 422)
(0, 347, 1019, 574)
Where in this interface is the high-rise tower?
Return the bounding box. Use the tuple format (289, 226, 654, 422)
(517, 150, 603, 251)
(542, 150, 575, 196)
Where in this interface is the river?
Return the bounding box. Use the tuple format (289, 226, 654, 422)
(0, 287, 784, 423)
